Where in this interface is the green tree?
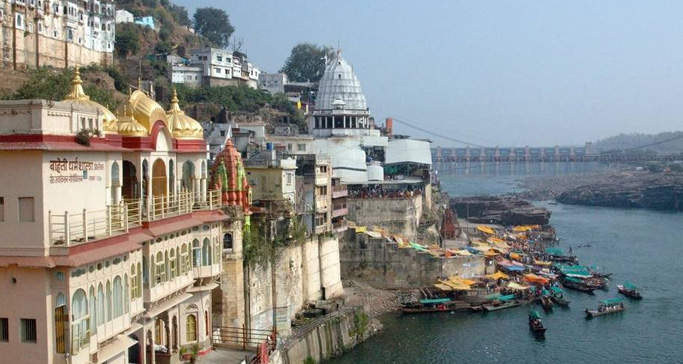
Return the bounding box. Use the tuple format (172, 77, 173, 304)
(168, 4, 192, 27)
(280, 43, 335, 82)
(115, 23, 141, 59)
(193, 7, 235, 48)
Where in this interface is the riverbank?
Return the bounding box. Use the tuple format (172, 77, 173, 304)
(517, 171, 683, 211)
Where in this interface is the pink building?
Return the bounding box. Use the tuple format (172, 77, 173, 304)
(0, 69, 230, 364)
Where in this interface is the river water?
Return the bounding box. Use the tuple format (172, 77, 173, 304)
(329, 174, 683, 364)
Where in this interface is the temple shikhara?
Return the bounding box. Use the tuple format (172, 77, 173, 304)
(0, 68, 250, 364)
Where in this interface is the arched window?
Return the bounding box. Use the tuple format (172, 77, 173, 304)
(223, 233, 233, 251)
(154, 319, 163, 346)
(71, 289, 89, 351)
(142, 256, 149, 287)
(149, 255, 155, 288)
(130, 265, 138, 300)
(72, 289, 88, 320)
(202, 238, 211, 266)
(192, 239, 201, 268)
(113, 276, 123, 318)
(106, 281, 112, 321)
(97, 284, 104, 326)
(186, 314, 197, 342)
(169, 249, 176, 280)
(137, 262, 142, 296)
(181, 244, 189, 273)
(155, 251, 166, 283)
(89, 287, 96, 334)
(214, 238, 220, 264)
(175, 247, 181, 277)
(124, 274, 129, 314)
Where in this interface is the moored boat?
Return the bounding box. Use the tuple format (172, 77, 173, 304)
(540, 295, 554, 311)
(585, 298, 626, 318)
(561, 276, 595, 293)
(402, 298, 462, 314)
(482, 294, 521, 312)
(529, 310, 547, 334)
(549, 286, 571, 306)
(617, 282, 643, 300)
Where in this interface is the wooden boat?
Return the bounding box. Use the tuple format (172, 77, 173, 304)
(561, 276, 595, 293)
(529, 310, 547, 334)
(617, 283, 643, 300)
(482, 294, 520, 312)
(585, 298, 626, 318)
(549, 287, 571, 306)
(540, 295, 554, 311)
(402, 298, 460, 314)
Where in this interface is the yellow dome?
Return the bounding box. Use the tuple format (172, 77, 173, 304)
(166, 88, 204, 140)
(62, 66, 118, 133)
(127, 89, 168, 132)
(117, 104, 148, 137)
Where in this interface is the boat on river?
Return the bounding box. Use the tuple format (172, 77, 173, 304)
(585, 298, 626, 318)
(529, 310, 547, 334)
(402, 298, 461, 314)
(539, 295, 554, 311)
(482, 294, 521, 312)
(549, 286, 571, 306)
(545, 248, 578, 263)
(561, 276, 595, 293)
(617, 282, 643, 300)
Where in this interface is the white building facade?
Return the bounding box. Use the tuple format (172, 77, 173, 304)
(0, 70, 228, 364)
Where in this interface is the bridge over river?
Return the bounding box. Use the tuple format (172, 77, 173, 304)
(431, 144, 683, 175)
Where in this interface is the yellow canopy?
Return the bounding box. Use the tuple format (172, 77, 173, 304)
(485, 271, 510, 280)
(477, 226, 496, 235)
(487, 237, 505, 244)
(440, 277, 473, 291)
(454, 249, 472, 256)
(534, 260, 552, 266)
(485, 249, 500, 257)
(355, 226, 367, 233)
(460, 279, 478, 286)
(434, 283, 453, 291)
(507, 282, 530, 290)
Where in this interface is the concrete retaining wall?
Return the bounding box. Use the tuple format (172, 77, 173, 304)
(270, 306, 373, 364)
(340, 233, 486, 289)
(346, 195, 422, 241)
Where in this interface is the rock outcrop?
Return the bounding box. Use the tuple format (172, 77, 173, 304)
(450, 196, 551, 225)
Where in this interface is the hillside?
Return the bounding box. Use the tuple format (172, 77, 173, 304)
(595, 131, 683, 154)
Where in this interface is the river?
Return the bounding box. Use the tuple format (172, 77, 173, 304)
(329, 173, 683, 364)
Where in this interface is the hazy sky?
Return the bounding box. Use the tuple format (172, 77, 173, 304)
(175, 0, 683, 147)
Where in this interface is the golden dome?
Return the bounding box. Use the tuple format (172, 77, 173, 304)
(166, 88, 204, 140)
(117, 104, 148, 137)
(127, 89, 168, 132)
(62, 66, 118, 133)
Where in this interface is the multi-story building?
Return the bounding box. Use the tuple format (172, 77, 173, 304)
(259, 72, 287, 95)
(115, 9, 133, 24)
(0, 69, 234, 364)
(292, 154, 332, 235)
(1, 0, 115, 69)
(330, 177, 348, 232)
(169, 48, 260, 89)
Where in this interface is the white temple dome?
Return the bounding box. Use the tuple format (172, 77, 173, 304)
(315, 53, 368, 113)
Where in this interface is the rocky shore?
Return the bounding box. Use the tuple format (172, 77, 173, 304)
(450, 195, 552, 225)
(518, 171, 683, 211)
(343, 280, 411, 317)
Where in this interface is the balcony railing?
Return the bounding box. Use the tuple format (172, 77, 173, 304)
(332, 204, 348, 218)
(332, 185, 348, 198)
(49, 190, 222, 246)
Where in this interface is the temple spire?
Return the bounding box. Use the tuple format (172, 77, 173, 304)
(64, 66, 89, 100)
(167, 87, 182, 113)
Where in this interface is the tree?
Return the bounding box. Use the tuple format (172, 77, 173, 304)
(193, 7, 234, 48)
(168, 4, 192, 27)
(280, 43, 335, 82)
(115, 23, 141, 59)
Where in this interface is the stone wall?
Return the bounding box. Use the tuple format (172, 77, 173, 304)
(1, 26, 113, 69)
(269, 306, 375, 364)
(245, 235, 344, 336)
(346, 195, 422, 241)
(340, 232, 486, 289)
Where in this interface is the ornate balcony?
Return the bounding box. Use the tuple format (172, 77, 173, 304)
(48, 190, 221, 246)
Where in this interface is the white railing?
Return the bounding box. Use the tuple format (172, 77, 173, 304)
(49, 190, 223, 247)
(49, 205, 130, 246)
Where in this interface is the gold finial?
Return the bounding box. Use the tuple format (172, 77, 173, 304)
(168, 86, 181, 113)
(64, 66, 88, 100)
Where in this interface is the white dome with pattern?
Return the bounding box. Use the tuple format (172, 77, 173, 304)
(315, 53, 368, 113)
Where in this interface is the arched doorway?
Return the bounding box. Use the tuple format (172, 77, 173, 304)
(181, 161, 195, 193)
(172, 316, 178, 351)
(111, 162, 120, 204)
(152, 159, 167, 215)
(122, 161, 138, 200)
